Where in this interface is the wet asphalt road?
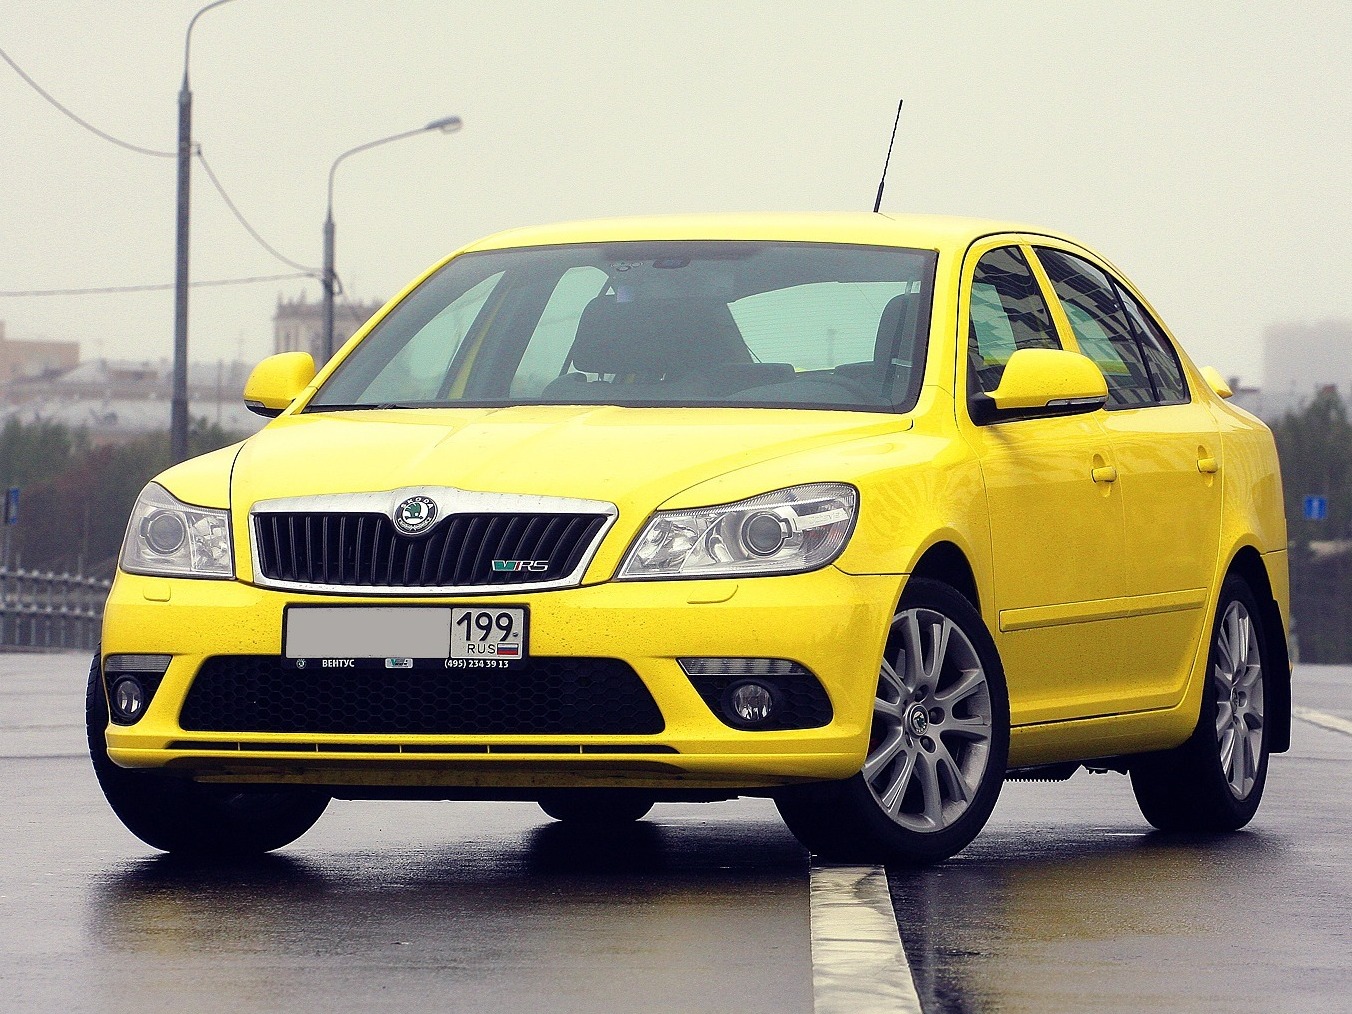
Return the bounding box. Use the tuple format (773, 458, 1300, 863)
(2, 653, 1350, 1013)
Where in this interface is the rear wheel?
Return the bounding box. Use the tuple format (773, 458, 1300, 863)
(1130, 575, 1271, 831)
(87, 654, 330, 856)
(538, 789, 655, 826)
(776, 578, 1009, 865)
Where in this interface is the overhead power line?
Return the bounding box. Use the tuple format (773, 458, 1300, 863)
(2, 46, 320, 281)
(0, 273, 315, 298)
(0, 44, 174, 158)
(196, 151, 319, 275)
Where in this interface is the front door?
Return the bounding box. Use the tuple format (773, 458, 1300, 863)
(959, 240, 1133, 727)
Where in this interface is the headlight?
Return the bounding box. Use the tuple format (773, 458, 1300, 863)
(617, 482, 857, 580)
(120, 483, 233, 579)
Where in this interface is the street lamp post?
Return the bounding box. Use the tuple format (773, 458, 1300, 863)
(322, 116, 462, 362)
(172, 0, 238, 464)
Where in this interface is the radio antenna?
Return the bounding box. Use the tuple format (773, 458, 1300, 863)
(872, 98, 904, 214)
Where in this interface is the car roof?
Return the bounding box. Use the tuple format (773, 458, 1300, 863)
(459, 213, 1080, 257)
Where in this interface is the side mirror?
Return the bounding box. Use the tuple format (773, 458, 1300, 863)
(1199, 366, 1234, 399)
(971, 347, 1107, 424)
(243, 352, 316, 418)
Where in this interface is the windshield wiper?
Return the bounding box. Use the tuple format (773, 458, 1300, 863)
(304, 402, 424, 413)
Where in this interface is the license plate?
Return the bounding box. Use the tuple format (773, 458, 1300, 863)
(448, 606, 527, 666)
(284, 606, 528, 669)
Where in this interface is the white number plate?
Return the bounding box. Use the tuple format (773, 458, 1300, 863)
(284, 605, 528, 669)
(449, 607, 527, 664)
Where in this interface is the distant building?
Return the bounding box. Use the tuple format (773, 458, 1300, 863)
(1, 357, 263, 443)
(0, 320, 79, 383)
(274, 292, 385, 362)
(1264, 319, 1352, 409)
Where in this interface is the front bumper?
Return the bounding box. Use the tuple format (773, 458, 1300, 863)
(101, 568, 902, 791)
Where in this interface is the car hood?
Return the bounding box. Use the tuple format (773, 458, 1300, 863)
(230, 405, 907, 514)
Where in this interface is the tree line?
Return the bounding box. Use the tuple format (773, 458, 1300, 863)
(0, 417, 242, 576)
(1, 391, 1348, 659)
(1270, 387, 1352, 662)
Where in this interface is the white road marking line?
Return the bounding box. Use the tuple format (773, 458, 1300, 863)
(1293, 705, 1352, 738)
(810, 863, 922, 1014)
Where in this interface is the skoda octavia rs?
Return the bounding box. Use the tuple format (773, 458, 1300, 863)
(89, 213, 1289, 864)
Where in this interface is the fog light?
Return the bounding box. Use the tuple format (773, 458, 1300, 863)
(727, 681, 775, 724)
(110, 676, 147, 723)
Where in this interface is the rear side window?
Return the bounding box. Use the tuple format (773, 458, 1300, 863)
(1113, 285, 1190, 404)
(1035, 248, 1154, 409)
(967, 245, 1060, 393)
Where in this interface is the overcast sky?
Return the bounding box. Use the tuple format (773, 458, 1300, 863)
(3, 2, 1349, 386)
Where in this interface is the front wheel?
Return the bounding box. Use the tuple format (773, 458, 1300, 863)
(87, 655, 330, 856)
(1130, 575, 1271, 832)
(776, 578, 1009, 865)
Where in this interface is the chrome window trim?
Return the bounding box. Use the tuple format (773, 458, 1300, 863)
(248, 486, 619, 596)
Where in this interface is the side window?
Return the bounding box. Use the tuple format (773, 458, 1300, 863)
(967, 245, 1060, 392)
(1035, 248, 1157, 409)
(1114, 285, 1190, 404)
(509, 266, 609, 397)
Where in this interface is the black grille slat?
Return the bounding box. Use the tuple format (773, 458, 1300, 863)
(452, 516, 482, 585)
(337, 515, 348, 584)
(253, 510, 608, 588)
(434, 516, 462, 586)
(470, 516, 505, 586)
(180, 655, 664, 735)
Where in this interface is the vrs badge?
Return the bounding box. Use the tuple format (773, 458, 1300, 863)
(393, 495, 438, 536)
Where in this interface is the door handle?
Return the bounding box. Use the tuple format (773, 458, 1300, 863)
(1197, 456, 1219, 474)
(1091, 465, 1118, 484)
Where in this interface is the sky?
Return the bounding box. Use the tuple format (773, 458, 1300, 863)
(2, 1, 1349, 387)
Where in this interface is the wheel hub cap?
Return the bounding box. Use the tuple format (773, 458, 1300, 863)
(906, 704, 929, 736)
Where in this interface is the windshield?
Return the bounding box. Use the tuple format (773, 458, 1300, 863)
(308, 240, 938, 413)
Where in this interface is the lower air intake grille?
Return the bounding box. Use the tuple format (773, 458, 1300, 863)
(179, 656, 664, 735)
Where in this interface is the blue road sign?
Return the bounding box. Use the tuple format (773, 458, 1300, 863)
(3, 487, 17, 525)
(1303, 495, 1328, 521)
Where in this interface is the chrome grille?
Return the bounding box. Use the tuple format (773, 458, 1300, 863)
(253, 510, 608, 590)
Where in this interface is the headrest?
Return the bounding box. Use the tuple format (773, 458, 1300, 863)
(570, 296, 750, 376)
(873, 292, 915, 365)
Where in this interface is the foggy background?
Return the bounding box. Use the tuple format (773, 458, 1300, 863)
(3, 1, 1350, 386)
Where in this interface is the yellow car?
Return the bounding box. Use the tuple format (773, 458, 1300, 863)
(89, 214, 1290, 864)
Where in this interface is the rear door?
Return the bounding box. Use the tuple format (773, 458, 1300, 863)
(1030, 244, 1222, 707)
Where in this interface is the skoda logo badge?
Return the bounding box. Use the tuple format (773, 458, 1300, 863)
(393, 495, 438, 536)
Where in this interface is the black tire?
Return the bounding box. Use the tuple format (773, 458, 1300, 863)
(776, 578, 1009, 865)
(87, 654, 330, 856)
(1130, 575, 1272, 832)
(538, 789, 655, 825)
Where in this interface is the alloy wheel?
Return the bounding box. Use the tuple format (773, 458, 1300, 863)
(864, 607, 994, 832)
(1213, 599, 1265, 800)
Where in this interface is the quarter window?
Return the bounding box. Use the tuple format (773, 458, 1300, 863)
(967, 245, 1060, 393)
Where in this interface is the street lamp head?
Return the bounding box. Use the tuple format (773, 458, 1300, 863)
(426, 115, 463, 134)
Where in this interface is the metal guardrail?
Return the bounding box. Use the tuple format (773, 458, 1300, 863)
(0, 567, 109, 651)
